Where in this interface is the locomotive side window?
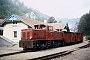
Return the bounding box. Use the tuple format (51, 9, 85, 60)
(49, 26, 53, 31)
(34, 24, 46, 29)
(40, 25, 46, 29)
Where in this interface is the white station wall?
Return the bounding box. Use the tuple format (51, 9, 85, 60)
(3, 22, 28, 42)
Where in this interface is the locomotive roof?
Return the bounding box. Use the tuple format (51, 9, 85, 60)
(16, 15, 44, 25)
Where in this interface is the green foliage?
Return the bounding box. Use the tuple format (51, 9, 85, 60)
(0, 0, 48, 22)
(78, 12, 90, 35)
(0, 0, 31, 19)
(47, 17, 57, 23)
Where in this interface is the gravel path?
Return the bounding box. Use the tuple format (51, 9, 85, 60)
(55, 47, 90, 60)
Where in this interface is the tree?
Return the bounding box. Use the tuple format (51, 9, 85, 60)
(78, 12, 90, 35)
(47, 17, 57, 23)
(0, 0, 49, 22)
(0, 0, 32, 19)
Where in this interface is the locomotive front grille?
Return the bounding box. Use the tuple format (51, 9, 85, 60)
(19, 40, 34, 48)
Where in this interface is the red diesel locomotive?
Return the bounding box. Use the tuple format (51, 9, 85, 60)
(19, 24, 83, 50)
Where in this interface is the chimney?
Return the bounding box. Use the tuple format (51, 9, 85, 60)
(44, 19, 47, 23)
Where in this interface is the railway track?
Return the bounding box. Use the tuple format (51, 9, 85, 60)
(0, 51, 25, 57)
(30, 50, 74, 60)
(79, 40, 90, 49)
(30, 40, 90, 60)
(0, 40, 89, 60)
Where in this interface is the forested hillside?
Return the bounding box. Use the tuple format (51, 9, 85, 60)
(78, 12, 90, 35)
(0, 0, 49, 21)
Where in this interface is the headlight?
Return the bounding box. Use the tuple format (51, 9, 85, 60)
(30, 36, 32, 39)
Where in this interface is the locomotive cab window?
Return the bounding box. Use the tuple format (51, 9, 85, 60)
(14, 31, 17, 38)
(34, 24, 46, 29)
(49, 26, 53, 31)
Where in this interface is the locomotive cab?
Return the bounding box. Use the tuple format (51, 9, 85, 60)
(34, 24, 53, 31)
(19, 24, 55, 50)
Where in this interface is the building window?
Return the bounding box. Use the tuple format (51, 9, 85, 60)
(13, 22, 17, 24)
(0, 30, 3, 35)
(14, 31, 17, 38)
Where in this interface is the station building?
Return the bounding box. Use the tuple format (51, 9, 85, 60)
(0, 14, 43, 43)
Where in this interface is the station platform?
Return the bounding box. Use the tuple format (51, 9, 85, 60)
(0, 45, 23, 56)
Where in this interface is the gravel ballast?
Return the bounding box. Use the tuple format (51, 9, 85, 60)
(55, 47, 90, 60)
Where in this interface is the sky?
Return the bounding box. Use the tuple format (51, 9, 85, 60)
(19, 0, 90, 18)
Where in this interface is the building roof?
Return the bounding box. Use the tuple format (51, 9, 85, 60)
(15, 15, 44, 26)
(0, 19, 4, 24)
(46, 23, 66, 29)
(0, 14, 43, 28)
(44, 23, 67, 31)
(45, 23, 70, 32)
